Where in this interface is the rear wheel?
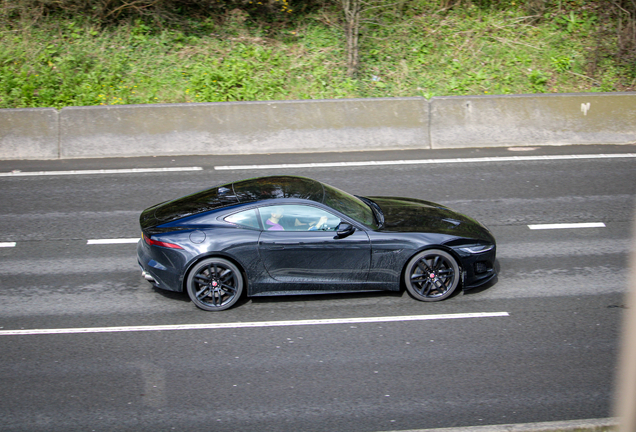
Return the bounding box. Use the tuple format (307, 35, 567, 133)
(186, 258, 243, 311)
(404, 249, 460, 302)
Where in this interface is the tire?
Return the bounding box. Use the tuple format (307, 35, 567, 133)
(186, 258, 244, 311)
(404, 249, 460, 302)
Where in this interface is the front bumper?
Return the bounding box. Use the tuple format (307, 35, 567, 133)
(452, 246, 497, 291)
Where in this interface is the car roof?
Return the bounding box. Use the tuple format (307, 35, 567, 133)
(232, 176, 325, 203)
(152, 176, 326, 223)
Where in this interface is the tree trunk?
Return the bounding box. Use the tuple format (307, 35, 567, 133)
(343, 0, 361, 77)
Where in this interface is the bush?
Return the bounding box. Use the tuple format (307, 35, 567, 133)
(0, 0, 634, 109)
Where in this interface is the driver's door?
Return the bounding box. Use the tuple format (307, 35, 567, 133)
(257, 204, 371, 284)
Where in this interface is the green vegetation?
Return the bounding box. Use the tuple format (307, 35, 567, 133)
(0, 0, 634, 109)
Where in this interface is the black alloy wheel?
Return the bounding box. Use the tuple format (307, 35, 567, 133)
(186, 258, 244, 311)
(404, 249, 460, 301)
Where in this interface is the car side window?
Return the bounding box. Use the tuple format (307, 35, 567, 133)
(260, 205, 340, 232)
(224, 209, 261, 230)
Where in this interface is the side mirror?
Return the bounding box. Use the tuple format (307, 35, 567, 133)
(335, 222, 355, 239)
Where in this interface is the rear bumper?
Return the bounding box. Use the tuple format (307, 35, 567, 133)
(137, 240, 184, 292)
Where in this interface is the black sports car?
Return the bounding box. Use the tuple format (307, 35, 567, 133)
(138, 175, 496, 311)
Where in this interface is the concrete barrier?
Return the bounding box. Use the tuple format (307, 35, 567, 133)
(0, 108, 58, 160)
(0, 92, 634, 160)
(430, 92, 636, 148)
(59, 98, 429, 159)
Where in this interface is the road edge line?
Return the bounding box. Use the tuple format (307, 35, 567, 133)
(375, 417, 618, 432)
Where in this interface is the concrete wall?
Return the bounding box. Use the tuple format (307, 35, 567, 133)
(430, 92, 636, 148)
(59, 98, 428, 159)
(0, 92, 634, 160)
(0, 108, 59, 160)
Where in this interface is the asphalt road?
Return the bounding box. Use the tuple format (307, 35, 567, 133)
(0, 145, 634, 432)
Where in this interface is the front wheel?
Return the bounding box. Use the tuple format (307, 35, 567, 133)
(404, 249, 460, 302)
(186, 258, 244, 311)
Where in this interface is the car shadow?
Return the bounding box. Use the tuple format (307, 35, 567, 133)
(146, 280, 405, 308)
(247, 289, 405, 306)
(150, 285, 191, 303)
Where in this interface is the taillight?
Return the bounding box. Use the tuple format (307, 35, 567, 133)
(142, 232, 183, 249)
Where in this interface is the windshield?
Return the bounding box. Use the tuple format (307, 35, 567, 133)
(322, 183, 379, 229)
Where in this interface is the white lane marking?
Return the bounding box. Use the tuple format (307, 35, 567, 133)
(214, 153, 636, 170)
(528, 222, 606, 230)
(0, 167, 203, 177)
(87, 238, 140, 245)
(0, 312, 509, 336)
(0, 242, 16, 248)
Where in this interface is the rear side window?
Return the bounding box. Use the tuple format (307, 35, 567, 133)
(225, 209, 261, 230)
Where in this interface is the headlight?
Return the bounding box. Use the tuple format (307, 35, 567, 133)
(459, 244, 494, 254)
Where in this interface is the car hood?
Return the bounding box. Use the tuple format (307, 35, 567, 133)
(368, 196, 495, 243)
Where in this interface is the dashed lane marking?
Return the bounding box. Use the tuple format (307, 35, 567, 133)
(0, 312, 509, 336)
(3, 220, 609, 248)
(0, 167, 203, 177)
(87, 238, 140, 245)
(528, 222, 606, 230)
(214, 153, 636, 170)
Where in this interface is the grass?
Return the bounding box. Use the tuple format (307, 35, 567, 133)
(0, 1, 633, 109)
